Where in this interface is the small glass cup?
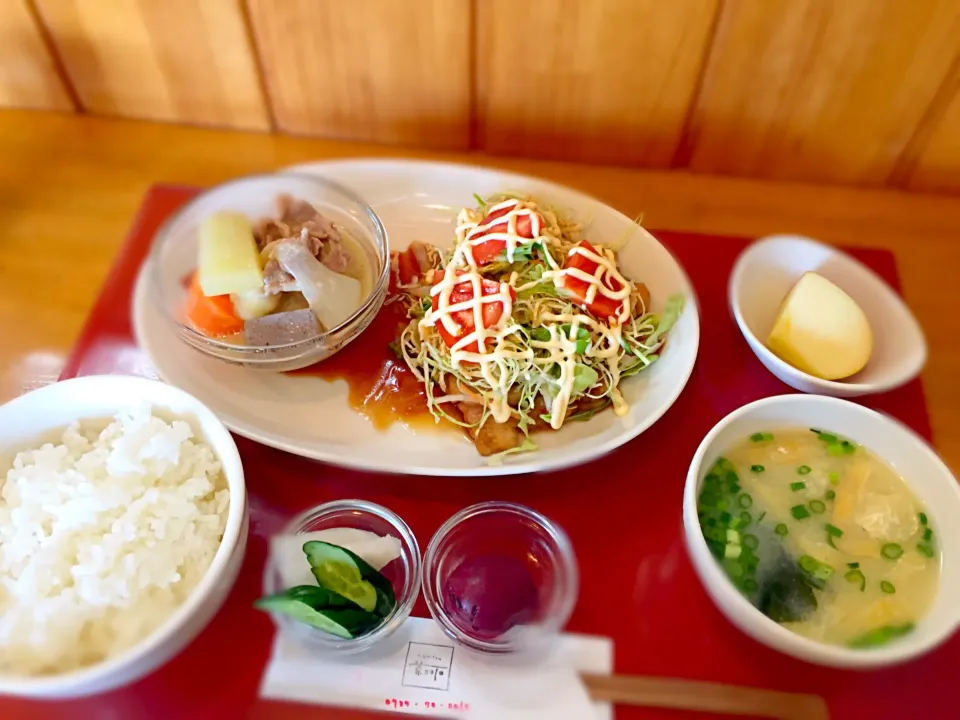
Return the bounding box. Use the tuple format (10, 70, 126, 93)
(422, 501, 579, 654)
(148, 172, 390, 371)
(262, 500, 421, 654)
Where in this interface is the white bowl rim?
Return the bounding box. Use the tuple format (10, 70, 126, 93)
(683, 393, 960, 668)
(0, 375, 247, 692)
(728, 234, 928, 394)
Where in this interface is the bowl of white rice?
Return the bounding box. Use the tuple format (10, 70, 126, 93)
(0, 375, 247, 697)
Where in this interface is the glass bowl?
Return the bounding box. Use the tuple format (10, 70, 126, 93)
(262, 500, 421, 654)
(422, 501, 579, 654)
(148, 172, 389, 371)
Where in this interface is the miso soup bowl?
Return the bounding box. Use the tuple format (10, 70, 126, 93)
(682, 394, 960, 668)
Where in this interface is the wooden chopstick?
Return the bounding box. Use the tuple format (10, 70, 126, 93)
(581, 673, 829, 720)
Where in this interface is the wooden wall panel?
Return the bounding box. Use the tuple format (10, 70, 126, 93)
(0, 1, 74, 110)
(683, 0, 960, 186)
(246, 0, 471, 148)
(477, 0, 720, 166)
(904, 86, 960, 193)
(34, 0, 269, 130)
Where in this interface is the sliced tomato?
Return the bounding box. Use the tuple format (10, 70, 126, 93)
(562, 240, 625, 321)
(430, 270, 514, 352)
(468, 203, 541, 266)
(398, 247, 421, 285)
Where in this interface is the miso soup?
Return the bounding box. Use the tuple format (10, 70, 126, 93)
(697, 428, 939, 649)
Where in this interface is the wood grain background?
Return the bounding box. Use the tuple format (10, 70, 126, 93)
(3, 0, 959, 191)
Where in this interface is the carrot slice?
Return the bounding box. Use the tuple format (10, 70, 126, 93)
(184, 272, 244, 337)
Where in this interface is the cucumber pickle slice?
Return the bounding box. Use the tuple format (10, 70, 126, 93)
(255, 587, 381, 639)
(303, 540, 396, 616)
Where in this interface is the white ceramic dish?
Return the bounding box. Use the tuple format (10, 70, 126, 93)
(134, 159, 700, 476)
(0, 376, 248, 697)
(729, 234, 926, 397)
(683, 394, 960, 668)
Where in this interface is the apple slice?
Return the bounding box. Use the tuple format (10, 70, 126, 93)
(767, 272, 873, 380)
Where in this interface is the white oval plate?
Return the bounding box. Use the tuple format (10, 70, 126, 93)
(134, 160, 700, 475)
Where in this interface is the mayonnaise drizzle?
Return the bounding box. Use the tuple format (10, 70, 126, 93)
(456, 199, 551, 265)
(545, 244, 632, 323)
(420, 197, 634, 427)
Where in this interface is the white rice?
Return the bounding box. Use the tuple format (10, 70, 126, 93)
(0, 406, 229, 676)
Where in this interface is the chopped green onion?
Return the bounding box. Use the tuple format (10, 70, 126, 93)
(811, 428, 839, 443)
(775, 523, 789, 536)
(790, 481, 806, 491)
(798, 556, 833, 584)
(825, 490, 836, 500)
(791, 505, 811, 520)
(923, 528, 933, 542)
(841, 440, 856, 454)
(917, 543, 935, 558)
(742, 534, 759, 550)
(826, 524, 844, 537)
(797, 465, 812, 475)
(919, 512, 928, 526)
(738, 494, 753, 509)
(750, 464, 765, 473)
(723, 558, 744, 578)
(828, 443, 845, 456)
(749, 432, 765, 442)
(717, 499, 728, 511)
(848, 623, 914, 649)
(725, 470, 739, 484)
(726, 529, 740, 544)
(813, 564, 834, 582)
(756, 511, 766, 523)
(729, 516, 743, 530)
(809, 500, 826, 514)
(724, 543, 742, 560)
(828, 472, 840, 486)
(719, 511, 732, 525)
(844, 569, 866, 591)
(881, 543, 903, 559)
(742, 578, 758, 592)
(847, 562, 860, 569)
(739, 510, 752, 526)
(880, 580, 896, 594)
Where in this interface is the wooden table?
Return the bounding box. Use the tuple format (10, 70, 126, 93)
(2, 107, 959, 480)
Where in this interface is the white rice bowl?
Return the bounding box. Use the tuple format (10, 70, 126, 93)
(0, 406, 230, 676)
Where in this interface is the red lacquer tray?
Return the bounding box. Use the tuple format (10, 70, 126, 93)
(4, 185, 948, 720)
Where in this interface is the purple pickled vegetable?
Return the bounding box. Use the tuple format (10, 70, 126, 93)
(442, 554, 537, 639)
